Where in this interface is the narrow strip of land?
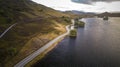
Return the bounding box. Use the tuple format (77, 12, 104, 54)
(14, 25, 70, 67)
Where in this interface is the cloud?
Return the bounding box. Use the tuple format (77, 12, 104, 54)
(71, 0, 91, 4)
(71, 0, 120, 4)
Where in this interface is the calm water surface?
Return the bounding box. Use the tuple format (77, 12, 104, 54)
(33, 17, 120, 67)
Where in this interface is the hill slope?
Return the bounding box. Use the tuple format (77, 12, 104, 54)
(97, 12, 120, 17)
(0, 0, 71, 66)
(0, 0, 69, 23)
(64, 10, 96, 18)
(0, 0, 70, 33)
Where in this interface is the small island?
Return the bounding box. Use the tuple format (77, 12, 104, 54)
(73, 18, 85, 28)
(103, 16, 109, 20)
(75, 21, 85, 27)
(69, 29, 77, 37)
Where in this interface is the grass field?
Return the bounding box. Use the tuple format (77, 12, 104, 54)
(0, 17, 70, 67)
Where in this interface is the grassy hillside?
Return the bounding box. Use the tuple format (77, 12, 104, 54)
(0, 0, 69, 23)
(0, 0, 70, 34)
(0, 0, 71, 66)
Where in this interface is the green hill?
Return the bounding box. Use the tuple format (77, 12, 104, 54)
(0, 0, 69, 23)
(0, 0, 71, 66)
(0, 0, 71, 33)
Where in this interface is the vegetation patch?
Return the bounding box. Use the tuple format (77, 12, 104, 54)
(69, 29, 77, 37)
(75, 21, 85, 27)
(103, 16, 109, 20)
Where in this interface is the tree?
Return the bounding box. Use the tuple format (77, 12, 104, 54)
(69, 29, 77, 37)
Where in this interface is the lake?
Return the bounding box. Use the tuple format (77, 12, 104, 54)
(33, 17, 120, 67)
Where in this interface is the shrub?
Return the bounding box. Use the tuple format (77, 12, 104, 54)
(103, 16, 108, 20)
(78, 21, 85, 27)
(74, 21, 85, 27)
(69, 29, 77, 37)
(61, 16, 71, 23)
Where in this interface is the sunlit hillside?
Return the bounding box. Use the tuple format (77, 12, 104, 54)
(0, 0, 72, 66)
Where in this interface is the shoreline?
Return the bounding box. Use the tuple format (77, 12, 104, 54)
(14, 25, 70, 67)
(25, 36, 66, 67)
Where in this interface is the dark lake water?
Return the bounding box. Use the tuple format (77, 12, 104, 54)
(33, 18, 120, 67)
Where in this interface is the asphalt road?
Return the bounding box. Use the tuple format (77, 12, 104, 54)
(14, 24, 71, 67)
(0, 23, 17, 38)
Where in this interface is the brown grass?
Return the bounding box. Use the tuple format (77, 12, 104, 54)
(25, 36, 65, 67)
(4, 19, 67, 67)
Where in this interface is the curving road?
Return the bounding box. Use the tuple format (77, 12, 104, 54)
(0, 23, 17, 38)
(14, 24, 71, 67)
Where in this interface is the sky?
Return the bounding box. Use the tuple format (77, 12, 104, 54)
(32, 0, 120, 13)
